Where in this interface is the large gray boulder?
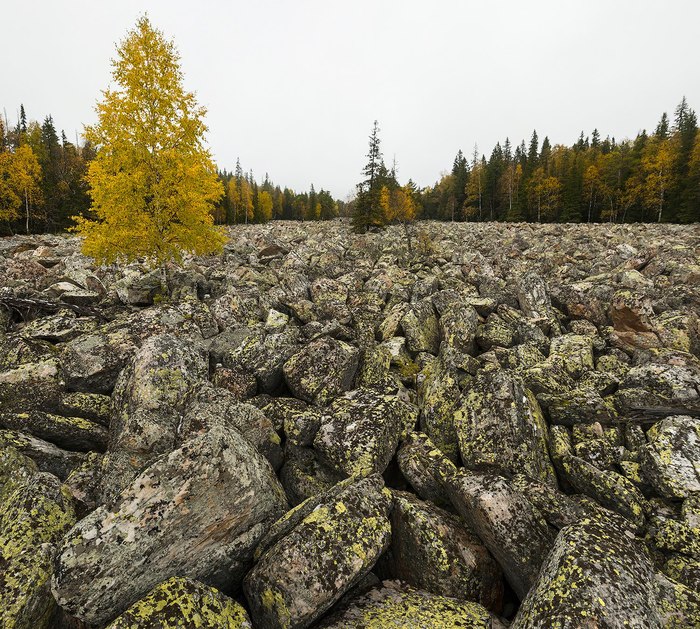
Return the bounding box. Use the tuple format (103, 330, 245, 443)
(0, 448, 76, 629)
(319, 580, 507, 629)
(455, 368, 557, 486)
(52, 426, 288, 625)
(512, 515, 663, 628)
(314, 388, 417, 477)
(445, 470, 555, 600)
(640, 415, 700, 499)
(282, 336, 359, 405)
(388, 491, 503, 611)
(100, 333, 207, 499)
(243, 475, 392, 629)
(106, 577, 252, 628)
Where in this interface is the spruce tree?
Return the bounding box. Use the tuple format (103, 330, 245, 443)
(352, 120, 386, 232)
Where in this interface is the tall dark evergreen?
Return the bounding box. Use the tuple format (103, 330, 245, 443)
(352, 120, 386, 232)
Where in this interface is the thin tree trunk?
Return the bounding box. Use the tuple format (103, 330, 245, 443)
(25, 190, 29, 234)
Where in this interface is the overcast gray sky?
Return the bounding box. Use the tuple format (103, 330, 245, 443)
(3, 0, 700, 199)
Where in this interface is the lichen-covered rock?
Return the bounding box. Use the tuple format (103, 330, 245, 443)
(559, 452, 646, 530)
(101, 333, 207, 499)
(222, 326, 301, 392)
(516, 271, 561, 334)
(388, 491, 503, 610)
(654, 572, 700, 629)
(416, 357, 461, 461)
(319, 580, 507, 629)
(512, 516, 663, 628)
(57, 391, 111, 426)
(106, 577, 252, 628)
(115, 269, 163, 305)
(282, 336, 359, 405)
(1, 465, 76, 629)
(439, 303, 479, 356)
(538, 385, 618, 426)
(455, 369, 557, 486)
(279, 445, 344, 505)
(396, 431, 457, 508)
(0, 411, 108, 451)
(0, 429, 86, 479)
(401, 299, 440, 354)
(445, 469, 555, 600)
(60, 325, 137, 393)
(314, 388, 417, 477)
(619, 362, 700, 408)
(476, 314, 516, 351)
(640, 415, 700, 498)
(0, 358, 63, 412)
(52, 426, 288, 625)
(243, 475, 392, 629)
(20, 310, 98, 343)
(182, 385, 283, 469)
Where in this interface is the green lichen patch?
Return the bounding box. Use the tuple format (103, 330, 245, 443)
(106, 577, 252, 628)
(319, 580, 503, 628)
(0, 472, 76, 629)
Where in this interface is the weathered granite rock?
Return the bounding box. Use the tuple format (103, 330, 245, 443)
(182, 385, 283, 469)
(319, 580, 506, 628)
(0, 358, 63, 412)
(57, 391, 111, 426)
(106, 577, 252, 628)
(396, 431, 457, 508)
(640, 415, 700, 499)
(52, 426, 288, 625)
(314, 387, 417, 477)
(0, 429, 86, 479)
(512, 515, 663, 628)
(60, 326, 137, 393)
(1, 454, 75, 629)
(0, 411, 108, 451)
(101, 333, 207, 499)
(282, 336, 359, 405)
(444, 470, 555, 600)
(244, 475, 392, 629)
(401, 299, 440, 354)
(279, 445, 344, 505)
(416, 356, 461, 461)
(115, 269, 163, 306)
(20, 311, 98, 343)
(388, 491, 503, 610)
(456, 368, 557, 485)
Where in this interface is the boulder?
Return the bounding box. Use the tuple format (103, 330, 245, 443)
(512, 515, 663, 628)
(314, 388, 417, 477)
(243, 475, 392, 629)
(52, 426, 288, 625)
(282, 336, 359, 405)
(101, 333, 207, 499)
(456, 369, 557, 486)
(0, 359, 63, 412)
(319, 580, 507, 629)
(444, 470, 555, 600)
(388, 491, 503, 610)
(1, 454, 75, 629)
(106, 577, 252, 628)
(640, 415, 700, 498)
(401, 300, 440, 354)
(0, 429, 86, 479)
(0, 411, 108, 451)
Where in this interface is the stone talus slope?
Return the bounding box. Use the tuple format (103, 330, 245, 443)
(0, 220, 698, 627)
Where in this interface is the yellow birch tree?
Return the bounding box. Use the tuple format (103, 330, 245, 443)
(73, 16, 225, 264)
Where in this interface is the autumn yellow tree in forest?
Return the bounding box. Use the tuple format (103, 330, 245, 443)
(73, 16, 224, 264)
(0, 145, 43, 232)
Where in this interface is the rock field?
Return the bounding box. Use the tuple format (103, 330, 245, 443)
(1, 219, 700, 628)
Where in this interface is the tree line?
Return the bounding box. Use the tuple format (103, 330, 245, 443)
(413, 97, 699, 224)
(215, 161, 340, 224)
(0, 106, 95, 234)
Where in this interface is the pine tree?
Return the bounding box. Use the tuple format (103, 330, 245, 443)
(352, 120, 386, 232)
(74, 16, 224, 264)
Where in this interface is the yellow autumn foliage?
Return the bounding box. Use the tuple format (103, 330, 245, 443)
(73, 16, 225, 265)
